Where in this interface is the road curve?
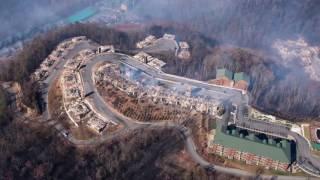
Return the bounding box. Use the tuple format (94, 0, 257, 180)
(42, 41, 317, 179)
(81, 52, 314, 179)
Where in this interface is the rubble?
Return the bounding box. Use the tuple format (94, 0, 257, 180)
(32, 37, 88, 82)
(62, 71, 79, 85)
(133, 52, 166, 69)
(64, 86, 81, 100)
(178, 50, 191, 60)
(72, 36, 87, 43)
(97, 45, 115, 53)
(79, 49, 95, 58)
(64, 58, 82, 70)
(179, 42, 190, 50)
(60, 49, 117, 132)
(136, 35, 156, 49)
(87, 116, 107, 133)
(178, 41, 191, 59)
(95, 62, 219, 116)
(34, 70, 49, 81)
(66, 101, 91, 125)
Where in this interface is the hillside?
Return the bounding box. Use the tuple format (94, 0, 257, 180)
(144, 24, 320, 120)
(133, 0, 320, 48)
(129, 0, 320, 121)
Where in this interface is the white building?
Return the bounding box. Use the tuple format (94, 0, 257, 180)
(163, 33, 176, 40)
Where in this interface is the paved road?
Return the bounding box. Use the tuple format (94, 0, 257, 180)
(42, 40, 95, 120)
(236, 115, 320, 176)
(40, 41, 319, 179)
(81, 59, 136, 128)
(81, 52, 317, 178)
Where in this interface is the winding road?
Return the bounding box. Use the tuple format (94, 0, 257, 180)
(41, 39, 320, 179)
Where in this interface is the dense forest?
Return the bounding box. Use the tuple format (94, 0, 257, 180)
(0, 87, 9, 123)
(0, 118, 241, 179)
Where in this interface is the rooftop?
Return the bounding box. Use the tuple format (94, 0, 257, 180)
(234, 72, 250, 83)
(216, 68, 233, 80)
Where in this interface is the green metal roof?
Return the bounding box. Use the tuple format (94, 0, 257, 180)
(234, 72, 250, 83)
(214, 126, 292, 163)
(67, 7, 97, 23)
(216, 68, 233, 80)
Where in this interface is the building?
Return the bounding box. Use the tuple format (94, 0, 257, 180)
(217, 68, 233, 80)
(136, 35, 156, 49)
(87, 116, 107, 133)
(209, 69, 250, 93)
(210, 125, 293, 171)
(163, 33, 176, 40)
(178, 50, 191, 60)
(134, 51, 153, 63)
(133, 52, 166, 69)
(233, 72, 250, 91)
(210, 68, 234, 87)
(66, 101, 91, 126)
(179, 42, 190, 50)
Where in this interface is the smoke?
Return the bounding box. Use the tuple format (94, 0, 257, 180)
(0, 0, 96, 47)
(131, 0, 320, 48)
(127, 0, 320, 119)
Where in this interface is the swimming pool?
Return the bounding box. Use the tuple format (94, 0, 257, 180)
(66, 7, 97, 23)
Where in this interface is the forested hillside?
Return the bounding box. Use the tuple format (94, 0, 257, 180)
(0, 88, 9, 123)
(134, 0, 320, 48)
(147, 25, 320, 120)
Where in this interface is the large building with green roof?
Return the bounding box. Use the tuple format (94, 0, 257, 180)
(210, 125, 294, 171)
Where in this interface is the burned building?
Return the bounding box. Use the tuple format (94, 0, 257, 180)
(133, 52, 166, 69)
(87, 116, 107, 133)
(97, 45, 115, 54)
(136, 35, 156, 49)
(178, 41, 191, 60)
(66, 101, 91, 126)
